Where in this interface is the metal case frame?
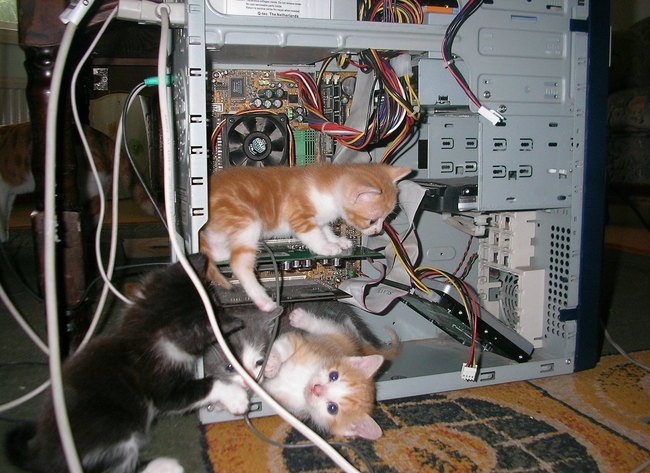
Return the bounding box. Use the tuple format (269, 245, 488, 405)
(169, 0, 608, 424)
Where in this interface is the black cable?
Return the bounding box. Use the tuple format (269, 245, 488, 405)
(242, 414, 375, 473)
(442, 0, 485, 108)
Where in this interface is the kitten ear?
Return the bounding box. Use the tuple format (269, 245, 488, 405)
(218, 314, 244, 335)
(353, 185, 382, 204)
(346, 414, 383, 440)
(385, 165, 412, 182)
(348, 354, 384, 378)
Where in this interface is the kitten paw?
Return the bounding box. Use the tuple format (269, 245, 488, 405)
(288, 308, 311, 330)
(263, 351, 282, 379)
(336, 237, 353, 250)
(141, 457, 184, 473)
(316, 242, 343, 256)
(256, 297, 279, 313)
(220, 385, 251, 416)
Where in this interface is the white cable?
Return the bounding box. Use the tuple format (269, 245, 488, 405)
(604, 327, 650, 372)
(0, 282, 49, 355)
(154, 7, 360, 473)
(44, 0, 99, 469)
(69, 8, 140, 354)
(0, 380, 50, 414)
(69, 7, 133, 309)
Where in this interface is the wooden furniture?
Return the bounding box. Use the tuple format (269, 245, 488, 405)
(16, 0, 158, 349)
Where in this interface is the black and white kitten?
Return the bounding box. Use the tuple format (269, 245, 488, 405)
(5, 255, 250, 473)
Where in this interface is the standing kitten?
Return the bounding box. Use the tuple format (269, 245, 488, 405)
(199, 163, 411, 312)
(5, 255, 250, 473)
(0, 122, 156, 242)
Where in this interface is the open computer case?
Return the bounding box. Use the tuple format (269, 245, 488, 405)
(165, 0, 609, 424)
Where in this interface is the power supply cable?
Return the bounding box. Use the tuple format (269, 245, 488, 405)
(70, 6, 133, 307)
(0, 281, 48, 356)
(43, 0, 102, 470)
(153, 6, 360, 472)
(603, 327, 650, 372)
(441, 0, 504, 125)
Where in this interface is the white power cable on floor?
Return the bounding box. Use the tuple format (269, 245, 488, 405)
(43, 0, 98, 470)
(0, 282, 49, 356)
(153, 6, 360, 473)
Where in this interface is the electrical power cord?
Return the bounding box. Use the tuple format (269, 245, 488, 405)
(604, 327, 650, 372)
(153, 6, 361, 472)
(70, 7, 133, 308)
(43, 1, 101, 470)
(441, 0, 504, 125)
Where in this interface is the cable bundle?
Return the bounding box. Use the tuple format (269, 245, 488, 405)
(441, 0, 484, 108)
(358, 0, 424, 24)
(441, 0, 504, 125)
(278, 49, 419, 163)
(383, 221, 480, 369)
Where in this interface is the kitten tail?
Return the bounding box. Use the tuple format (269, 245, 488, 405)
(5, 423, 37, 471)
(361, 327, 401, 361)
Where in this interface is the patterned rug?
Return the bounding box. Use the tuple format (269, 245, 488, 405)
(204, 351, 650, 473)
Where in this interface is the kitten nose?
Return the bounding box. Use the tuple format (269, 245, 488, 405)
(310, 384, 323, 397)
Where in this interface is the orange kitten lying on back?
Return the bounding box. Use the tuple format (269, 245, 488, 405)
(200, 163, 411, 312)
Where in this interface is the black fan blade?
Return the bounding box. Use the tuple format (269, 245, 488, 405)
(234, 117, 256, 137)
(229, 149, 248, 166)
(265, 150, 285, 166)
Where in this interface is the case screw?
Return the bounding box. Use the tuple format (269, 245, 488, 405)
(498, 105, 507, 113)
(565, 359, 572, 365)
(483, 91, 492, 99)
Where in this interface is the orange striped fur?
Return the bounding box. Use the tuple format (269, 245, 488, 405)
(200, 163, 411, 311)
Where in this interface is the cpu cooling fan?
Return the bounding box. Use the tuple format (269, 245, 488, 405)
(223, 113, 289, 167)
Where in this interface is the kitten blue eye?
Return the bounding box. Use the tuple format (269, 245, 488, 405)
(225, 364, 234, 372)
(327, 402, 339, 415)
(255, 359, 264, 367)
(329, 371, 339, 382)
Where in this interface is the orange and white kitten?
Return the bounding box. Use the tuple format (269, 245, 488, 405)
(262, 306, 399, 440)
(200, 163, 411, 312)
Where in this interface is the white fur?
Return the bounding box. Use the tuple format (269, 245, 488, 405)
(201, 228, 231, 262)
(289, 308, 341, 335)
(140, 457, 184, 473)
(0, 171, 35, 242)
(229, 240, 277, 312)
(294, 227, 344, 256)
(195, 379, 250, 415)
(156, 338, 195, 368)
(308, 186, 341, 224)
(240, 342, 265, 385)
(84, 434, 142, 473)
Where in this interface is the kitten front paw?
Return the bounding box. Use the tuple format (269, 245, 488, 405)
(141, 458, 184, 473)
(256, 297, 279, 313)
(263, 351, 282, 379)
(336, 237, 353, 250)
(317, 241, 343, 256)
(220, 385, 250, 416)
(288, 308, 311, 330)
